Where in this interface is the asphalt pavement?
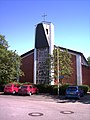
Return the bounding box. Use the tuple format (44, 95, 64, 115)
(0, 93, 90, 120)
(0, 92, 90, 104)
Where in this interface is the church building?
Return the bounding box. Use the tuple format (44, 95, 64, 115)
(20, 21, 90, 86)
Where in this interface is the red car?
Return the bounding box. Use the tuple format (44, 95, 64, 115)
(18, 84, 39, 96)
(4, 83, 20, 94)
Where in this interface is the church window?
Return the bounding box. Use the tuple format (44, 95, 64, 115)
(46, 29, 48, 34)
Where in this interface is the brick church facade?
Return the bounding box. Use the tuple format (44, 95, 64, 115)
(20, 21, 90, 86)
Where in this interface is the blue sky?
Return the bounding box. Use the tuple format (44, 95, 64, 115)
(0, 0, 90, 59)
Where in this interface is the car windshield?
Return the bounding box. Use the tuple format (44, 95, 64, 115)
(21, 86, 28, 89)
(67, 87, 77, 91)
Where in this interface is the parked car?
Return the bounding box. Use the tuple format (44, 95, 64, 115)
(4, 83, 20, 94)
(18, 84, 39, 96)
(65, 86, 84, 99)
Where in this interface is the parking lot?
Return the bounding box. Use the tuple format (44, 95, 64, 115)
(0, 93, 90, 120)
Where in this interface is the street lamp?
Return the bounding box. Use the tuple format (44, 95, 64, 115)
(57, 47, 59, 96)
(55, 46, 59, 96)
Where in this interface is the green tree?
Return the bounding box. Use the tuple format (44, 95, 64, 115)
(47, 47, 73, 85)
(0, 34, 8, 49)
(46, 47, 73, 95)
(0, 34, 23, 85)
(87, 56, 90, 65)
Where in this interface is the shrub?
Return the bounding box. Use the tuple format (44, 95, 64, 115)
(50, 85, 58, 95)
(59, 84, 70, 95)
(34, 84, 70, 95)
(79, 85, 89, 94)
(35, 84, 59, 94)
(31, 84, 90, 95)
(35, 84, 49, 93)
(0, 85, 4, 92)
(22, 82, 34, 85)
(89, 87, 90, 92)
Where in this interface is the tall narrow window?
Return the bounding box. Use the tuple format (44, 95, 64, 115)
(46, 29, 48, 34)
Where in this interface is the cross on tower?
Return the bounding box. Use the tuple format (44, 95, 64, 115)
(42, 13, 47, 21)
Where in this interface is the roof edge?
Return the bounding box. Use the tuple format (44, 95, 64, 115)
(54, 45, 88, 65)
(21, 49, 34, 58)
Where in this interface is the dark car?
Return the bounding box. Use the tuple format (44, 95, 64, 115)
(4, 83, 20, 94)
(18, 84, 39, 96)
(65, 86, 84, 99)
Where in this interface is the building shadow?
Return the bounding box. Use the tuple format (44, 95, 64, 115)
(0, 92, 90, 104)
(40, 93, 90, 104)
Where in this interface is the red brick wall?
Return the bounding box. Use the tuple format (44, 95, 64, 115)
(54, 54, 77, 85)
(82, 65, 90, 86)
(20, 53, 34, 83)
(20, 51, 90, 86)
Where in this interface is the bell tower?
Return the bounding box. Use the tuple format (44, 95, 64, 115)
(34, 21, 54, 85)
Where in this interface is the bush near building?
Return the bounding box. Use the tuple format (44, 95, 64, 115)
(35, 84, 89, 95)
(79, 85, 89, 94)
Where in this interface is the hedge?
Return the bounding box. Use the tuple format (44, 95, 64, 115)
(35, 84, 70, 95)
(35, 84, 89, 95)
(79, 85, 89, 94)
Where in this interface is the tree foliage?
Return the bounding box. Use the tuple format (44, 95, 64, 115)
(0, 34, 23, 84)
(46, 47, 73, 85)
(0, 35, 8, 49)
(87, 56, 90, 65)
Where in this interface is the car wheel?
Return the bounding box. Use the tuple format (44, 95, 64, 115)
(81, 93, 84, 97)
(12, 91, 16, 95)
(77, 94, 80, 99)
(29, 92, 32, 96)
(36, 90, 39, 94)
